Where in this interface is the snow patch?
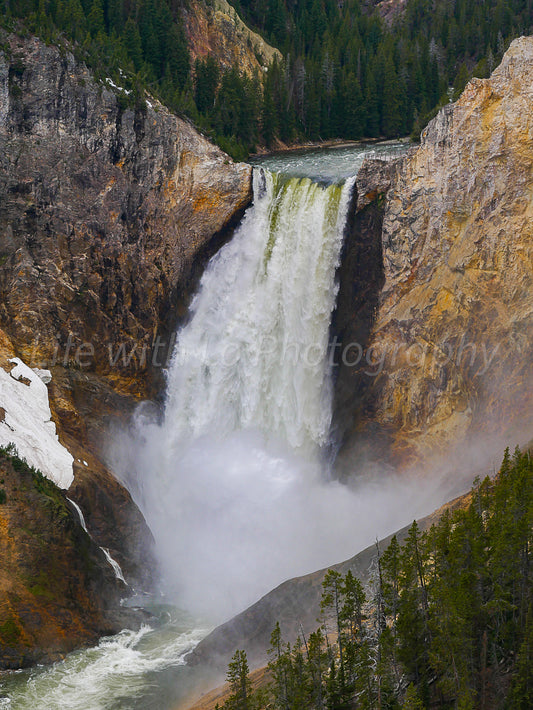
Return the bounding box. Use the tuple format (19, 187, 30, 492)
(0, 358, 74, 489)
(105, 77, 131, 95)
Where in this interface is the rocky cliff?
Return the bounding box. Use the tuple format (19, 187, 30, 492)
(334, 37, 533, 473)
(0, 30, 252, 663)
(0, 32, 251, 388)
(0, 444, 148, 668)
(183, 0, 281, 75)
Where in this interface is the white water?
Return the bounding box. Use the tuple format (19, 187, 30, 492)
(164, 170, 356, 452)
(114, 170, 367, 617)
(101, 548, 127, 585)
(0, 617, 208, 710)
(66, 497, 89, 532)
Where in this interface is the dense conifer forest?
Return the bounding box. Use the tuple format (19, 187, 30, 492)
(219, 450, 533, 710)
(220, 447, 533, 709)
(1, 0, 533, 157)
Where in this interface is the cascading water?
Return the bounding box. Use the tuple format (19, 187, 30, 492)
(114, 169, 373, 620)
(67, 497, 127, 585)
(164, 170, 356, 453)
(2, 143, 446, 710)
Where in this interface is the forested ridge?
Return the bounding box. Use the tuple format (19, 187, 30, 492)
(221, 447, 533, 709)
(1, 0, 532, 157)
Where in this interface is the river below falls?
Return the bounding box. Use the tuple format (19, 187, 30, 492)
(0, 141, 410, 710)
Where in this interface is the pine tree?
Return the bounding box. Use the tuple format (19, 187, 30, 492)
(452, 62, 470, 100)
(402, 683, 424, 709)
(87, 0, 104, 36)
(195, 55, 219, 115)
(396, 521, 431, 704)
(268, 622, 292, 710)
(381, 55, 402, 137)
(364, 69, 380, 138)
(224, 649, 254, 710)
(509, 602, 533, 709)
(123, 16, 143, 72)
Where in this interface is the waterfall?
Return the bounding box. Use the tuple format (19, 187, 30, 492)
(162, 170, 356, 455)
(100, 548, 127, 585)
(67, 497, 89, 533)
(115, 168, 372, 620)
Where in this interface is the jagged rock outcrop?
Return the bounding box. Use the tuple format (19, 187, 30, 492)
(183, 0, 281, 75)
(0, 32, 252, 387)
(334, 37, 533, 472)
(0, 30, 252, 657)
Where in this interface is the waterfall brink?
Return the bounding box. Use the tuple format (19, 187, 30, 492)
(163, 170, 356, 455)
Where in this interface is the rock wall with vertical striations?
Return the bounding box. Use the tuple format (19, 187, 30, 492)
(334, 37, 533, 474)
(182, 0, 282, 75)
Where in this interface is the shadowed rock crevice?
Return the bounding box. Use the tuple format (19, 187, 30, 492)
(330, 159, 399, 476)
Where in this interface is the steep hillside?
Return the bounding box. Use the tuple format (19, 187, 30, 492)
(186, 491, 470, 681)
(0, 444, 145, 668)
(334, 36, 533, 472)
(186, 446, 533, 710)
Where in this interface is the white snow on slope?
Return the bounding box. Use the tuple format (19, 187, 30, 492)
(0, 358, 74, 488)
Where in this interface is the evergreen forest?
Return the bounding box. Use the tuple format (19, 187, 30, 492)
(1, 0, 533, 157)
(221, 447, 533, 709)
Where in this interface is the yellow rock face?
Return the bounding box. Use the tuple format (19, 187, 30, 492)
(340, 37, 533, 470)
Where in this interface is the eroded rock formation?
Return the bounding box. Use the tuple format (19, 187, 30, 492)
(334, 37, 533, 473)
(183, 0, 281, 75)
(0, 33, 252, 388)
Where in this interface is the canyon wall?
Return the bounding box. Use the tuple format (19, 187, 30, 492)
(334, 37, 533, 474)
(0, 30, 252, 664)
(182, 0, 281, 75)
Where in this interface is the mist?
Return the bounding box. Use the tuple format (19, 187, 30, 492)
(111, 413, 472, 622)
(106, 162, 527, 627)
(106, 167, 493, 625)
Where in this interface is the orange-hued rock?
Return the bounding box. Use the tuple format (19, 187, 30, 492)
(334, 37, 533, 472)
(0, 33, 252, 388)
(182, 0, 281, 75)
(0, 33, 251, 451)
(183, 666, 270, 710)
